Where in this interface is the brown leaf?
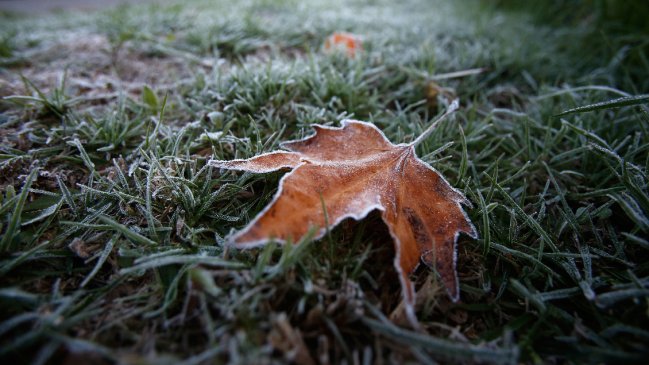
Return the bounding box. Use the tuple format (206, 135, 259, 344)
(211, 109, 476, 322)
(323, 32, 363, 58)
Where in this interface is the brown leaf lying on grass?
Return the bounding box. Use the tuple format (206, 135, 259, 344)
(323, 32, 363, 58)
(211, 101, 476, 322)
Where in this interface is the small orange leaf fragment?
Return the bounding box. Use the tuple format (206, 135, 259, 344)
(211, 108, 476, 322)
(324, 32, 362, 57)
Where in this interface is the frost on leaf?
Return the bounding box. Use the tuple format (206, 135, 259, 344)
(210, 116, 476, 322)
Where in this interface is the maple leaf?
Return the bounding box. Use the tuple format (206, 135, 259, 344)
(211, 101, 476, 321)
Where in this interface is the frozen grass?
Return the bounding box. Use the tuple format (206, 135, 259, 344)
(1, 0, 648, 363)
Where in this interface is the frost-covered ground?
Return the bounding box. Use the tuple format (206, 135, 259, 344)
(1, 0, 648, 363)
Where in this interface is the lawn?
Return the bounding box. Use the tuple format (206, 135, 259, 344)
(1, 0, 648, 363)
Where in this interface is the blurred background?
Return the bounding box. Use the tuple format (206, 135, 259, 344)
(0, 0, 164, 13)
(1, 0, 647, 32)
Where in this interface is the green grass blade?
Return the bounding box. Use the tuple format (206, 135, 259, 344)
(555, 94, 649, 116)
(97, 215, 158, 246)
(0, 168, 39, 252)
